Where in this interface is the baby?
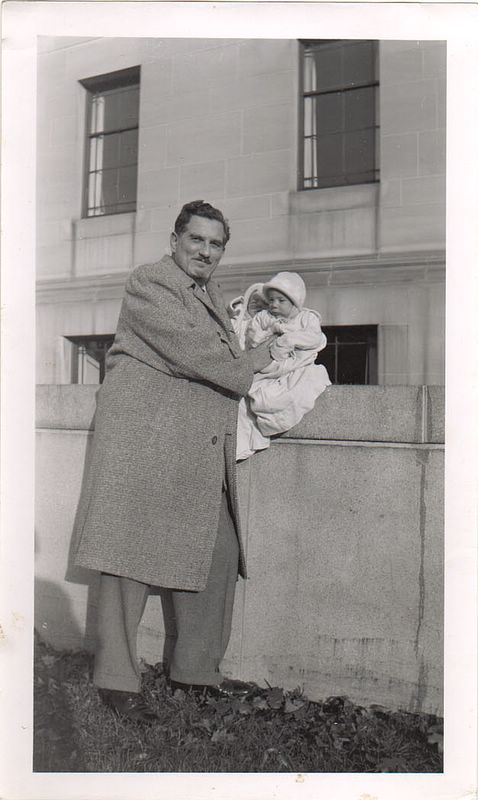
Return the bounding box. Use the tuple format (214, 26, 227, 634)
(236, 271, 331, 461)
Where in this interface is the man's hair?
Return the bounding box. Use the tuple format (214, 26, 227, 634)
(174, 200, 231, 245)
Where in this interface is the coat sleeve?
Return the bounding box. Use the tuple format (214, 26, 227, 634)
(115, 267, 254, 397)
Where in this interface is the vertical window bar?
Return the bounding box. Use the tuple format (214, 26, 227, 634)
(334, 336, 339, 383)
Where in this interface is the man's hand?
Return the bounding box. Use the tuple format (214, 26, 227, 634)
(248, 336, 277, 373)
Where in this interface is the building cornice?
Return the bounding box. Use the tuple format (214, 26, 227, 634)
(217, 249, 446, 290)
(36, 249, 445, 304)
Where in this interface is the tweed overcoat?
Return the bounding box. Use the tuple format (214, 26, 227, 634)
(73, 255, 254, 591)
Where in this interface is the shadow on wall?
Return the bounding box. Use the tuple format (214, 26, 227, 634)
(61, 416, 100, 651)
(34, 513, 99, 651)
(34, 576, 90, 651)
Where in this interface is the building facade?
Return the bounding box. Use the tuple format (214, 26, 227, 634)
(36, 37, 446, 386)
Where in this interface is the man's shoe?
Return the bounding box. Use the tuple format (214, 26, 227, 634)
(169, 677, 256, 699)
(98, 688, 159, 724)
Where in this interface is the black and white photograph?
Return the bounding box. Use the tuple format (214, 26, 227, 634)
(1, 2, 477, 799)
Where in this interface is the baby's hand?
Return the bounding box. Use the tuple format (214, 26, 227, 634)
(272, 320, 284, 334)
(249, 336, 277, 373)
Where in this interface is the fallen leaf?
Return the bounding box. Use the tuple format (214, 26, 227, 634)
(284, 697, 306, 714)
(266, 687, 284, 710)
(251, 697, 268, 711)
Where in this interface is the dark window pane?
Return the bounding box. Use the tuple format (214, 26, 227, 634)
(100, 168, 119, 209)
(337, 344, 369, 384)
(315, 92, 343, 135)
(119, 86, 140, 128)
(305, 44, 342, 92)
(344, 128, 375, 176)
(118, 166, 137, 204)
(316, 346, 336, 382)
(344, 85, 375, 131)
(343, 41, 375, 86)
(101, 91, 122, 132)
(317, 133, 344, 179)
(90, 86, 139, 134)
(100, 133, 121, 169)
(119, 129, 138, 165)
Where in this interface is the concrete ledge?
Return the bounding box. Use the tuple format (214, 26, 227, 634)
(36, 385, 98, 431)
(36, 384, 445, 444)
(427, 385, 445, 443)
(286, 385, 425, 443)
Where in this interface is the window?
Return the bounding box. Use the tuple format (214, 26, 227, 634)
(81, 67, 140, 217)
(317, 325, 378, 384)
(66, 335, 115, 384)
(299, 40, 379, 190)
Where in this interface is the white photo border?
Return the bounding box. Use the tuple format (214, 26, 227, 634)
(1, 2, 477, 798)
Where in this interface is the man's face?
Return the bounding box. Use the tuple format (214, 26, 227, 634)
(170, 215, 226, 285)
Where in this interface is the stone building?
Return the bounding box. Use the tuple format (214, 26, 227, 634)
(36, 36, 446, 387)
(34, 37, 446, 711)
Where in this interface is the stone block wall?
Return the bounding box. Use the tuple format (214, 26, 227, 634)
(36, 37, 446, 387)
(35, 384, 444, 713)
(379, 40, 446, 251)
(37, 37, 445, 279)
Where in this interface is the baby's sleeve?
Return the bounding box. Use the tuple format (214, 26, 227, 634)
(278, 311, 327, 353)
(244, 311, 271, 349)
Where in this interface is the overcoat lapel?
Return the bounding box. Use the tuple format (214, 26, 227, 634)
(206, 281, 233, 331)
(192, 282, 217, 317)
(207, 280, 243, 357)
(193, 280, 236, 339)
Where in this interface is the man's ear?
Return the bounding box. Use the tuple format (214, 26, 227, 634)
(170, 231, 177, 253)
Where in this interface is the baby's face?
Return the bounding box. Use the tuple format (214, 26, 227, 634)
(247, 293, 267, 316)
(267, 289, 295, 318)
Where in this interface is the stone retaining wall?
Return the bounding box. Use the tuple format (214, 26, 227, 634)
(35, 384, 444, 713)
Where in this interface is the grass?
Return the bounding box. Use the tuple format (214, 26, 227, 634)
(34, 635, 443, 773)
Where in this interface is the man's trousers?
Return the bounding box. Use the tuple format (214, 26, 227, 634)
(93, 490, 240, 692)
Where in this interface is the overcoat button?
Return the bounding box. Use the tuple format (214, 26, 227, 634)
(211, 435, 218, 444)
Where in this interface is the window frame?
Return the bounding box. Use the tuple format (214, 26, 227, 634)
(298, 40, 380, 191)
(317, 324, 378, 385)
(65, 334, 115, 384)
(80, 66, 141, 219)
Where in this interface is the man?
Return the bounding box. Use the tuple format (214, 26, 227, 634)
(73, 200, 273, 722)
